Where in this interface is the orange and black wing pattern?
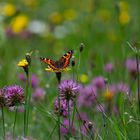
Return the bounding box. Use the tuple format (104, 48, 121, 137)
(59, 50, 73, 69)
(40, 58, 58, 70)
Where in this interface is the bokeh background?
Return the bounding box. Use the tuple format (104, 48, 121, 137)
(0, 0, 140, 139)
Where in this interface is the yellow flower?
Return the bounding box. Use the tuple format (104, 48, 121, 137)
(104, 89, 114, 101)
(3, 3, 16, 16)
(49, 12, 63, 25)
(80, 74, 88, 83)
(63, 9, 77, 21)
(18, 59, 28, 67)
(45, 66, 70, 72)
(119, 11, 130, 25)
(119, 1, 129, 11)
(11, 14, 29, 33)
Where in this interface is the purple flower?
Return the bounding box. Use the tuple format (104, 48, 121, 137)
(104, 63, 114, 73)
(92, 76, 105, 89)
(32, 88, 46, 102)
(18, 73, 39, 88)
(59, 80, 80, 101)
(117, 82, 129, 94)
(54, 98, 73, 117)
(77, 85, 97, 107)
(60, 119, 75, 135)
(4, 85, 24, 107)
(0, 89, 6, 107)
(125, 58, 140, 77)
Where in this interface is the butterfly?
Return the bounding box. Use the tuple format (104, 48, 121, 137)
(40, 50, 73, 72)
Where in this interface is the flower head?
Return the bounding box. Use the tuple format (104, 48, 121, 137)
(32, 88, 45, 102)
(18, 59, 28, 68)
(4, 85, 24, 107)
(0, 89, 6, 107)
(92, 76, 105, 90)
(104, 63, 114, 73)
(104, 89, 114, 101)
(60, 119, 75, 135)
(59, 80, 80, 100)
(77, 85, 97, 107)
(54, 98, 73, 117)
(125, 58, 140, 77)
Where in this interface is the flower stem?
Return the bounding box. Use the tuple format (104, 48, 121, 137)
(71, 98, 76, 134)
(67, 100, 71, 136)
(136, 50, 140, 139)
(13, 107, 18, 139)
(1, 107, 5, 140)
(57, 93, 61, 140)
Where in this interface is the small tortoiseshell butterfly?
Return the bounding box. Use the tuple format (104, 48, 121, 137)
(40, 50, 73, 72)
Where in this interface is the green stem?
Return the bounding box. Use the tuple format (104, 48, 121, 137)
(26, 67, 32, 136)
(47, 123, 57, 140)
(67, 100, 71, 136)
(71, 98, 76, 134)
(1, 107, 5, 140)
(57, 93, 61, 140)
(136, 51, 140, 139)
(13, 107, 18, 139)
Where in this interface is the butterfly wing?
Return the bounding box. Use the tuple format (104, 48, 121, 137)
(59, 50, 73, 68)
(40, 57, 58, 70)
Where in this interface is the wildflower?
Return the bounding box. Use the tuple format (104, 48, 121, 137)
(11, 14, 29, 33)
(49, 12, 63, 25)
(18, 73, 39, 88)
(60, 119, 75, 135)
(4, 85, 24, 107)
(2, 3, 16, 16)
(119, 11, 130, 25)
(59, 80, 80, 101)
(104, 89, 114, 101)
(63, 9, 77, 21)
(18, 59, 28, 68)
(92, 76, 105, 90)
(77, 85, 97, 107)
(96, 104, 105, 113)
(0, 89, 6, 107)
(117, 82, 129, 94)
(54, 98, 73, 117)
(104, 63, 114, 73)
(32, 88, 45, 102)
(125, 58, 140, 77)
(80, 74, 88, 83)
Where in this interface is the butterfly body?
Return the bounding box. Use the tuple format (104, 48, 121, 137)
(40, 50, 73, 72)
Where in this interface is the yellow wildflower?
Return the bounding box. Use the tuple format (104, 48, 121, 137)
(11, 14, 29, 33)
(119, 1, 129, 11)
(18, 59, 28, 68)
(104, 89, 114, 101)
(63, 9, 77, 21)
(119, 11, 130, 25)
(3, 3, 16, 16)
(49, 12, 63, 25)
(80, 74, 88, 83)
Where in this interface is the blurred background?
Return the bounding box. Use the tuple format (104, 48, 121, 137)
(0, 0, 140, 139)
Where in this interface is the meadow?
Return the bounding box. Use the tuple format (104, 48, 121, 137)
(0, 0, 140, 140)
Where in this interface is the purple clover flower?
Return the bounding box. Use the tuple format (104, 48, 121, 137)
(32, 88, 46, 102)
(4, 85, 24, 107)
(77, 85, 97, 107)
(117, 82, 129, 94)
(92, 76, 105, 90)
(18, 73, 39, 88)
(54, 98, 73, 117)
(125, 58, 140, 77)
(104, 63, 114, 73)
(60, 119, 75, 135)
(59, 80, 80, 101)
